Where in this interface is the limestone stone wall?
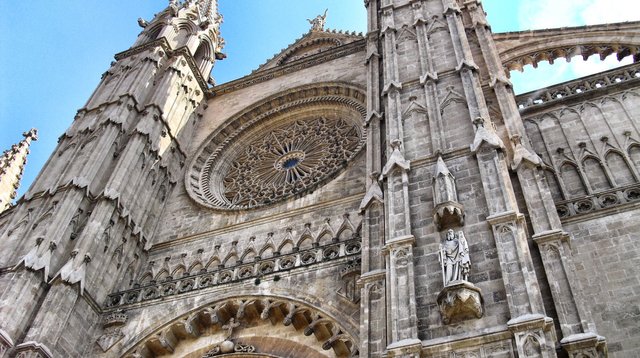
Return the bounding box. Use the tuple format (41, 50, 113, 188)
(563, 210, 640, 357)
(152, 50, 367, 248)
(518, 65, 640, 357)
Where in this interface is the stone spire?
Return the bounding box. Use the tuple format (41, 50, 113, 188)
(0, 129, 37, 212)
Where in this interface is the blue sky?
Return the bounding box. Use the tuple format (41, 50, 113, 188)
(0, 1, 637, 200)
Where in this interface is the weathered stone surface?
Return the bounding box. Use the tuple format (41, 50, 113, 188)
(2, 1, 640, 357)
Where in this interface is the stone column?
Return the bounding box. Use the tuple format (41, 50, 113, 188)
(411, 0, 445, 153)
(465, 1, 607, 356)
(438, 0, 558, 355)
(359, 1, 388, 356)
(381, 141, 420, 356)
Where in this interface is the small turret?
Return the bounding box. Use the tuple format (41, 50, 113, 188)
(0, 129, 37, 212)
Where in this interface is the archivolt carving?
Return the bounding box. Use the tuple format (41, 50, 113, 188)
(186, 83, 366, 210)
(122, 296, 359, 358)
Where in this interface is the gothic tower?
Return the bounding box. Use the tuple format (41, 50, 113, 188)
(0, 1, 222, 356)
(360, 1, 606, 357)
(2, 0, 640, 357)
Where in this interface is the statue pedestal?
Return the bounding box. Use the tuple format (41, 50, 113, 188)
(437, 281, 483, 324)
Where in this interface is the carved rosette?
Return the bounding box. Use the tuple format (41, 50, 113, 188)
(436, 281, 483, 324)
(187, 83, 366, 210)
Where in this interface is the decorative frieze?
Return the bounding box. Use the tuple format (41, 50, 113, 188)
(516, 62, 640, 110)
(106, 237, 361, 307)
(556, 182, 640, 219)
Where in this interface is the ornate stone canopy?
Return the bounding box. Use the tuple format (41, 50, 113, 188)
(187, 83, 366, 210)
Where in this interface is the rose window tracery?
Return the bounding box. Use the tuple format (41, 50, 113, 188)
(222, 116, 361, 208)
(186, 83, 366, 210)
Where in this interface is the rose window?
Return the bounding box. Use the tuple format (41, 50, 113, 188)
(186, 84, 366, 210)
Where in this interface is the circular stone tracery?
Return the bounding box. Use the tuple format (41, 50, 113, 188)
(186, 83, 366, 210)
(274, 150, 305, 171)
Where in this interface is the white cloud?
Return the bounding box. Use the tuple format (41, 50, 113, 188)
(571, 55, 634, 77)
(518, 0, 590, 30)
(512, 0, 639, 94)
(518, 0, 640, 30)
(580, 0, 640, 25)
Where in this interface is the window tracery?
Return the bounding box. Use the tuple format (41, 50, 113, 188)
(186, 83, 366, 210)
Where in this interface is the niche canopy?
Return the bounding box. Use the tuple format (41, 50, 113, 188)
(186, 83, 366, 210)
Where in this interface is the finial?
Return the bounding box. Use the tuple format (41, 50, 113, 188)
(23, 128, 38, 141)
(307, 9, 328, 31)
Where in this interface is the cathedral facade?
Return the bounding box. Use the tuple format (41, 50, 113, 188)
(1, 0, 640, 357)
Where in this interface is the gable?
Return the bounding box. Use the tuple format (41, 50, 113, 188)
(256, 29, 363, 71)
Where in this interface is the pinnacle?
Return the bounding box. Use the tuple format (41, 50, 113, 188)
(0, 128, 38, 212)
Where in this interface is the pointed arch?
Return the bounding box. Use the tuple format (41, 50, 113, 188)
(194, 37, 213, 72)
(222, 251, 239, 268)
(240, 248, 257, 264)
(543, 168, 564, 202)
(336, 216, 356, 242)
(204, 256, 221, 271)
(258, 243, 275, 259)
(630, 144, 640, 171)
(139, 272, 153, 285)
(315, 220, 335, 246)
(605, 150, 636, 186)
(155, 269, 170, 282)
(296, 234, 314, 251)
(171, 265, 187, 278)
(188, 261, 204, 275)
(560, 162, 587, 197)
(277, 238, 294, 254)
(583, 156, 612, 192)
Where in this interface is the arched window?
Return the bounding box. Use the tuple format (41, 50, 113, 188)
(560, 163, 587, 197)
(605, 151, 635, 186)
(583, 157, 611, 192)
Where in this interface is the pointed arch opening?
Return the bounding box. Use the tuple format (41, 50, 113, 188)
(583, 156, 612, 192)
(605, 151, 636, 186)
(560, 162, 587, 198)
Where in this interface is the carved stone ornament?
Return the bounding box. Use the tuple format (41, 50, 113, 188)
(439, 229, 470, 286)
(202, 341, 256, 357)
(96, 311, 128, 352)
(307, 9, 328, 32)
(186, 84, 366, 210)
(436, 281, 484, 324)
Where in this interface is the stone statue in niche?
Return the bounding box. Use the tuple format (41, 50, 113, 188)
(439, 229, 470, 286)
(436, 229, 483, 324)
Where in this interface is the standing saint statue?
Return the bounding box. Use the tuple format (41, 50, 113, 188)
(439, 229, 471, 286)
(307, 9, 328, 31)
